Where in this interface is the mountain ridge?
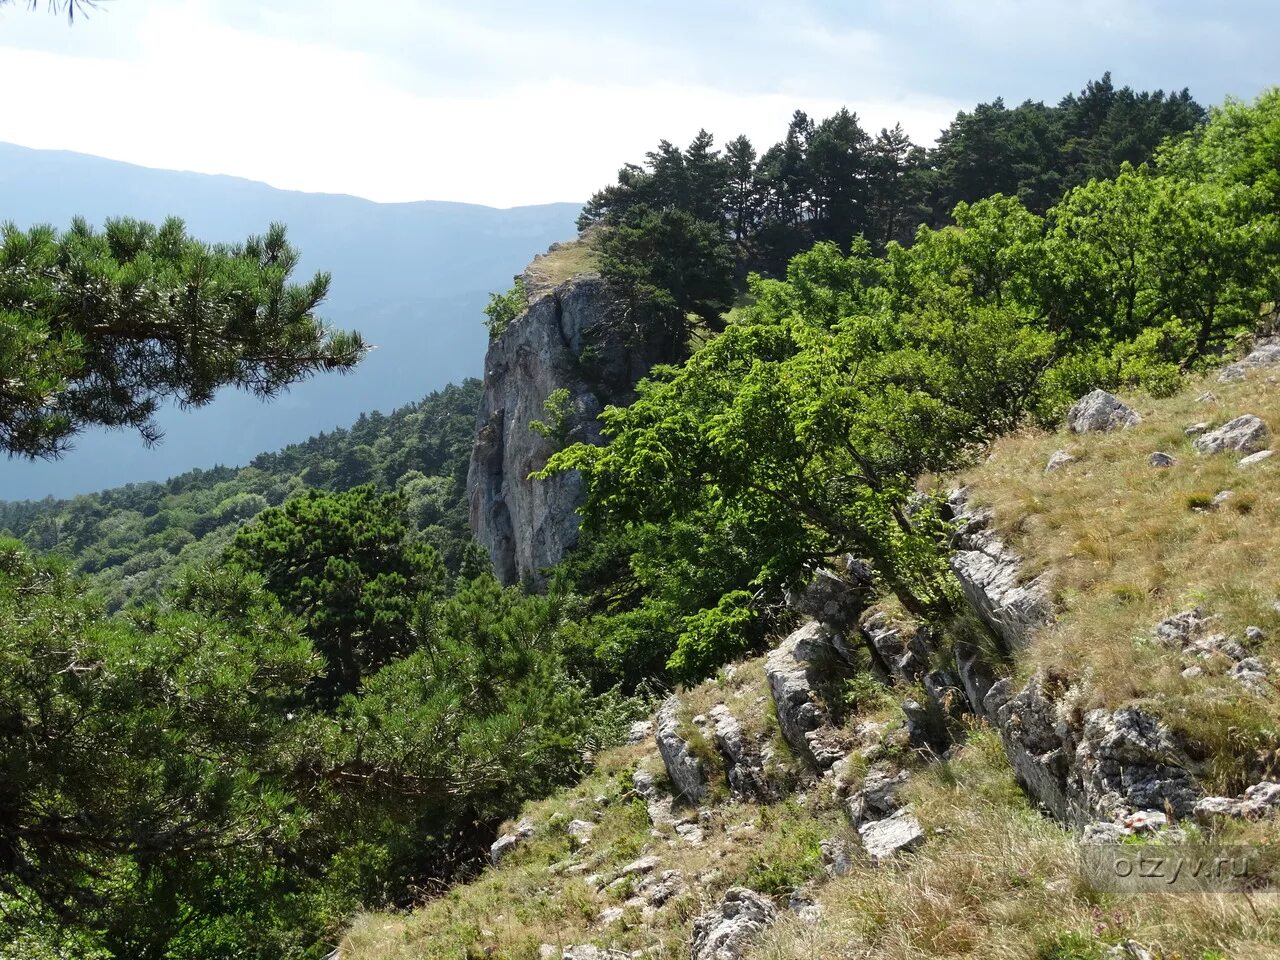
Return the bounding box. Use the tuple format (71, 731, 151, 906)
(0, 142, 580, 500)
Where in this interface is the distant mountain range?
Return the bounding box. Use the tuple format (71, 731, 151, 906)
(0, 143, 580, 500)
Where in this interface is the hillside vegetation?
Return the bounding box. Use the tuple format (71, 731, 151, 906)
(339, 294, 1280, 960)
(3, 79, 1280, 960)
(0, 380, 482, 610)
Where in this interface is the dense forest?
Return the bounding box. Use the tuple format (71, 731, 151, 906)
(3, 76, 1279, 960)
(0, 380, 482, 610)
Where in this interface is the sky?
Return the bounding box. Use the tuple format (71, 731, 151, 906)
(0, 0, 1276, 208)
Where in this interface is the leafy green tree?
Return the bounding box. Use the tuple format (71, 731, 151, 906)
(0, 218, 365, 459)
(225, 487, 447, 700)
(482, 276, 527, 337)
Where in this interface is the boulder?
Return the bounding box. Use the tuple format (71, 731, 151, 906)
(1184, 422, 1211, 437)
(567, 819, 595, 843)
(490, 818, 535, 865)
(857, 809, 925, 864)
(1148, 451, 1177, 468)
(1240, 449, 1274, 468)
(710, 705, 779, 801)
(655, 699, 709, 804)
(819, 837, 856, 877)
(632, 768, 675, 828)
(847, 766, 911, 826)
(784, 562, 873, 630)
(859, 610, 933, 681)
(1193, 415, 1270, 455)
(690, 887, 777, 960)
(1066, 389, 1141, 433)
(1217, 339, 1280, 382)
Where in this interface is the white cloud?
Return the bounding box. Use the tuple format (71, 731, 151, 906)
(0, 1, 961, 207)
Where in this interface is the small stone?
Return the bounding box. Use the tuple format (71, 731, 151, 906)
(1105, 939, 1155, 960)
(1198, 392, 1218, 404)
(1148, 451, 1176, 468)
(1181, 666, 1204, 679)
(1239, 449, 1274, 468)
(1081, 821, 1130, 844)
(618, 855, 659, 878)
(857, 809, 925, 864)
(1045, 449, 1078, 473)
(627, 719, 654, 743)
(1246, 626, 1267, 643)
(567, 819, 595, 843)
(1184, 422, 1211, 437)
(596, 906, 625, 926)
(1211, 490, 1235, 509)
(1228, 657, 1269, 691)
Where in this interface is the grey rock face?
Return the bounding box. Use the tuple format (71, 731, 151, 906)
(1066, 389, 1142, 433)
(993, 671, 1201, 825)
(857, 809, 925, 864)
(655, 699, 708, 804)
(1075, 707, 1201, 822)
(468, 273, 670, 588)
(1193, 415, 1270, 455)
(948, 488, 1053, 653)
(1193, 781, 1280, 822)
(690, 887, 777, 960)
(1218, 339, 1280, 382)
(490, 818, 535, 865)
(709, 705, 779, 801)
(764, 622, 846, 768)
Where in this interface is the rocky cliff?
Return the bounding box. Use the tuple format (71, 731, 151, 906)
(467, 253, 668, 587)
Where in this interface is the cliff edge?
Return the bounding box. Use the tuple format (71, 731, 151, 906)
(467, 244, 668, 587)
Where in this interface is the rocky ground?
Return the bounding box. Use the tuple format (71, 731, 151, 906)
(343, 340, 1280, 960)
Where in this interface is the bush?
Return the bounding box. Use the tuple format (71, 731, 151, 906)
(483, 277, 527, 337)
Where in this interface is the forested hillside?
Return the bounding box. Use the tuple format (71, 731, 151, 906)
(0, 380, 482, 610)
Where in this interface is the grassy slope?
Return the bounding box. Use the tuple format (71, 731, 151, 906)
(342, 365, 1280, 960)
(955, 368, 1280, 796)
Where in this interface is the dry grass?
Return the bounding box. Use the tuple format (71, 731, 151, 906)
(756, 730, 1280, 960)
(952, 367, 1280, 793)
(339, 665, 847, 960)
(522, 230, 602, 296)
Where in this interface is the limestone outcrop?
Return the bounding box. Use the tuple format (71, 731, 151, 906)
(467, 267, 670, 587)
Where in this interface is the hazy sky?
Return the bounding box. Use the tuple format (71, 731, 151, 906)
(1, 0, 1274, 207)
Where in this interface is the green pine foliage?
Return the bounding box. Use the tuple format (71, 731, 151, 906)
(0, 218, 366, 459)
